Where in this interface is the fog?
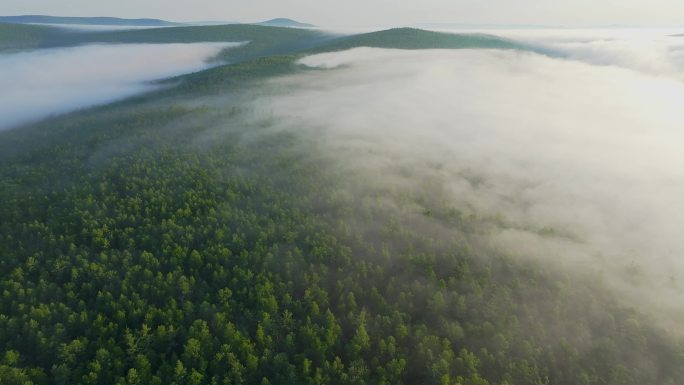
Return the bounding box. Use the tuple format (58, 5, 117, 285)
(0, 42, 241, 130)
(253, 43, 684, 330)
(431, 27, 684, 79)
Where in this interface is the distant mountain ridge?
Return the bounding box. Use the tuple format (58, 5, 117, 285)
(0, 15, 180, 26)
(0, 15, 315, 28)
(0, 22, 540, 57)
(256, 18, 314, 28)
(317, 27, 528, 52)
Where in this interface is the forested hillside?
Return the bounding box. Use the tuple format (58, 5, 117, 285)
(0, 23, 331, 60)
(0, 23, 533, 60)
(314, 28, 526, 52)
(0, 27, 683, 385)
(0, 22, 66, 51)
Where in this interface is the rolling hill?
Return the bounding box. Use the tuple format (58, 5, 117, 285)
(0, 23, 332, 62)
(256, 18, 315, 28)
(316, 27, 528, 51)
(0, 22, 69, 51)
(0, 24, 536, 61)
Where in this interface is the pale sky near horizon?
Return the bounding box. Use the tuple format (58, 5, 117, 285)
(2, 0, 684, 27)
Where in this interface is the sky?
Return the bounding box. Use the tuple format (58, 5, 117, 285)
(2, 0, 684, 27)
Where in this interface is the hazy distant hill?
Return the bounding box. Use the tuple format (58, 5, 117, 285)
(60, 24, 331, 61)
(318, 27, 528, 51)
(256, 18, 314, 28)
(189, 20, 240, 26)
(415, 22, 561, 30)
(0, 23, 537, 60)
(0, 23, 332, 60)
(0, 22, 67, 51)
(0, 15, 180, 26)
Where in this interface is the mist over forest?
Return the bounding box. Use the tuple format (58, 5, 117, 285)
(0, 16, 683, 385)
(263, 46, 684, 327)
(0, 42, 239, 130)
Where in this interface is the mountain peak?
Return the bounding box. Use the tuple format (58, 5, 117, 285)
(256, 18, 314, 28)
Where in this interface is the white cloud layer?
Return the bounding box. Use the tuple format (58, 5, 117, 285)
(435, 28, 684, 80)
(259, 46, 684, 330)
(0, 42, 240, 130)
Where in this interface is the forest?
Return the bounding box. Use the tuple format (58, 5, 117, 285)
(0, 23, 683, 385)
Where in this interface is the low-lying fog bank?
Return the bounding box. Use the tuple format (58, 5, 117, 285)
(254, 47, 684, 331)
(427, 27, 684, 80)
(0, 42, 241, 130)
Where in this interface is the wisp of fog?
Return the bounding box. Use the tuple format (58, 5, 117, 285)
(0, 42, 241, 130)
(253, 45, 684, 331)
